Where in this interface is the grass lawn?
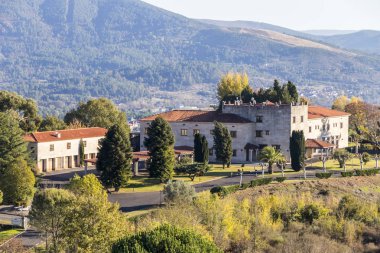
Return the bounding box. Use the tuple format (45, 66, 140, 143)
(0, 228, 22, 244)
(310, 158, 377, 171)
(119, 164, 247, 193)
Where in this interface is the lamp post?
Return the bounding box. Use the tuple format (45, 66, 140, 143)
(281, 163, 284, 178)
(375, 154, 379, 169)
(359, 154, 363, 171)
(239, 169, 243, 188)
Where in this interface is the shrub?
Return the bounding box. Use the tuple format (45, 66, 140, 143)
(361, 152, 371, 165)
(225, 185, 240, 194)
(251, 178, 272, 187)
(341, 171, 354, 177)
(300, 204, 321, 224)
(337, 195, 362, 220)
(275, 177, 286, 183)
(240, 183, 250, 190)
(112, 224, 222, 253)
(163, 181, 196, 203)
(355, 169, 379, 176)
(315, 172, 333, 179)
(361, 143, 374, 151)
(210, 186, 229, 198)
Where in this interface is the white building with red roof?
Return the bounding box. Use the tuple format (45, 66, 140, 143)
(25, 128, 107, 173)
(140, 102, 350, 163)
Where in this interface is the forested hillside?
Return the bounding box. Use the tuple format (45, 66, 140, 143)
(0, 0, 379, 116)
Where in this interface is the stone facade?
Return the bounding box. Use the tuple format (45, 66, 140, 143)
(140, 103, 350, 163)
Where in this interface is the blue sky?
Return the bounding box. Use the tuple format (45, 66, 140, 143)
(142, 0, 380, 30)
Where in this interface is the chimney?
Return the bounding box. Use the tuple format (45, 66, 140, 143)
(54, 132, 61, 138)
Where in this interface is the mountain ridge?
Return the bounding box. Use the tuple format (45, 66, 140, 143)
(0, 0, 379, 116)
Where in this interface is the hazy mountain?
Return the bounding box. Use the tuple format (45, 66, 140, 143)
(303, 30, 358, 36)
(0, 0, 379, 116)
(318, 30, 380, 55)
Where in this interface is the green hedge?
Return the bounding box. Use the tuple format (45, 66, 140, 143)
(275, 177, 286, 183)
(210, 178, 274, 197)
(355, 169, 379, 176)
(315, 172, 333, 179)
(250, 178, 273, 187)
(341, 171, 354, 177)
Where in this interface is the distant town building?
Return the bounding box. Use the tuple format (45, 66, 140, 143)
(24, 128, 107, 173)
(140, 101, 350, 163)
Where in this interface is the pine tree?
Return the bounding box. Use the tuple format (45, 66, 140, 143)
(0, 111, 30, 173)
(194, 133, 203, 163)
(79, 139, 85, 168)
(144, 117, 175, 182)
(286, 81, 299, 103)
(96, 124, 132, 191)
(213, 122, 232, 169)
(201, 135, 209, 164)
(290, 130, 305, 171)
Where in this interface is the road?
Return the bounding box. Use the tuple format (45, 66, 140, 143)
(110, 173, 277, 212)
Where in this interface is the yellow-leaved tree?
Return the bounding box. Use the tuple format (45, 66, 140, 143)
(217, 72, 249, 101)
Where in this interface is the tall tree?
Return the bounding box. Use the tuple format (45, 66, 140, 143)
(286, 81, 299, 103)
(96, 124, 132, 191)
(290, 130, 305, 172)
(241, 85, 254, 103)
(29, 189, 75, 253)
(144, 117, 175, 182)
(78, 139, 85, 168)
(0, 159, 35, 206)
(213, 121, 232, 169)
(201, 135, 209, 164)
(258, 146, 284, 174)
(194, 133, 203, 163)
(0, 111, 30, 173)
(64, 98, 128, 130)
(0, 91, 41, 132)
(39, 115, 67, 131)
(217, 72, 249, 101)
(65, 174, 127, 252)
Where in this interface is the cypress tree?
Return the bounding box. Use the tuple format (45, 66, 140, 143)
(144, 117, 175, 182)
(0, 111, 30, 173)
(201, 136, 209, 164)
(213, 121, 232, 169)
(290, 130, 305, 171)
(194, 133, 203, 163)
(286, 81, 299, 103)
(96, 124, 132, 191)
(79, 139, 85, 168)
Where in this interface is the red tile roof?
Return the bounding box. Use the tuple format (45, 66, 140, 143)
(24, 127, 107, 143)
(306, 139, 335, 149)
(140, 110, 251, 123)
(308, 106, 350, 119)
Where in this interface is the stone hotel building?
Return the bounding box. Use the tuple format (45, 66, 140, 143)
(140, 102, 350, 163)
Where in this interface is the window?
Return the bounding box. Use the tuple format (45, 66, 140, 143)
(180, 129, 188, 136)
(67, 142, 71, 149)
(301, 116, 304, 122)
(144, 128, 148, 134)
(327, 124, 330, 131)
(309, 126, 312, 133)
(265, 130, 270, 136)
(273, 145, 281, 150)
(256, 130, 263, 137)
(83, 141, 87, 147)
(333, 123, 338, 127)
(322, 125, 326, 131)
(293, 117, 296, 123)
(340, 122, 343, 128)
(230, 131, 237, 138)
(256, 116, 263, 123)
(259, 144, 267, 149)
(193, 129, 200, 135)
(232, 149, 237, 157)
(50, 144, 54, 151)
(209, 148, 214, 156)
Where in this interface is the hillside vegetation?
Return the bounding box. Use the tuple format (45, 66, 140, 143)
(133, 176, 380, 252)
(1, 0, 380, 116)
